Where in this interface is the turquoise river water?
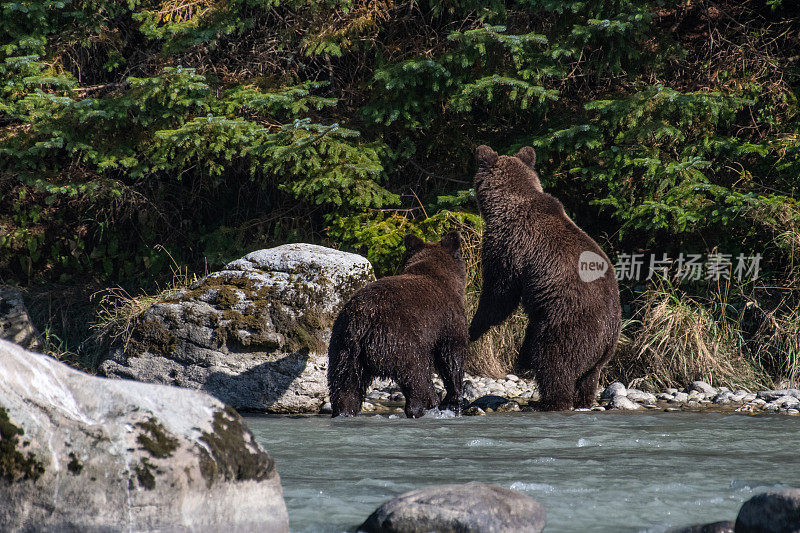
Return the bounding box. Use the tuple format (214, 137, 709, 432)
(246, 412, 800, 533)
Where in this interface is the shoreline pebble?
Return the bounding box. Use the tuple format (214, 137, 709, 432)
(354, 377, 800, 417)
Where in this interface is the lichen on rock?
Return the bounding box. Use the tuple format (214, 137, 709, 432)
(197, 406, 274, 488)
(136, 418, 179, 458)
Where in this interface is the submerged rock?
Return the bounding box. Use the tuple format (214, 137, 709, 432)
(101, 244, 374, 413)
(469, 395, 510, 411)
(735, 488, 800, 533)
(359, 482, 546, 533)
(0, 339, 288, 532)
(0, 287, 41, 351)
(668, 521, 734, 533)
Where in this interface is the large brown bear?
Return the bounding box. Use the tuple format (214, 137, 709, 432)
(469, 145, 621, 411)
(327, 232, 468, 418)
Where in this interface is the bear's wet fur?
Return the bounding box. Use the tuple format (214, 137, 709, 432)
(327, 232, 469, 418)
(469, 145, 622, 411)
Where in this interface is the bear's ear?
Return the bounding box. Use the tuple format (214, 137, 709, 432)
(515, 146, 536, 169)
(440, 231, 462, 258)
(404, 234, 425, 254)
(476, 145, 498, 168)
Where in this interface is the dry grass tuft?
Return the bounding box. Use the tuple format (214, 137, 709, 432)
(91, 264, 199, 350)
(746, 298, 800, 388)
(606, 280, 769, 391)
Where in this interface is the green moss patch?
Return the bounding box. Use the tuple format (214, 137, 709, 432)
(136, 418, 179, 458)
(0, 407, 45, 483)
(197, 406, 274, 488)
(129, 320, 176, 357)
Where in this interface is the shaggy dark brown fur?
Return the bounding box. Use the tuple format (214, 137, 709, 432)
(469, 145, 622, 411)
(327, 232, 468, 418)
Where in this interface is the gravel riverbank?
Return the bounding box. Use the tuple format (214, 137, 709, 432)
(323, 376, 800, 416)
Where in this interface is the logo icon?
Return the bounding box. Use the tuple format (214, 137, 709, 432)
(578, 251, 608, 282)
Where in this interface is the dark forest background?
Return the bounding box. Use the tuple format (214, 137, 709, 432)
(1, 0, 799, 387)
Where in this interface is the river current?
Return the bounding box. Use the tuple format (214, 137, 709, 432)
(247, 412, 800, 532)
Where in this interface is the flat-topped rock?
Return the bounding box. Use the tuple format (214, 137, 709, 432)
(0, 339, 288, 531)
(101, 244, 374, 413)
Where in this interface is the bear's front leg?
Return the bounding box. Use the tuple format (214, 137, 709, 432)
(398, 377, 437, 418)
(469, 268, 521, 342)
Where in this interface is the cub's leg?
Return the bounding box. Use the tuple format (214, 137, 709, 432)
(434, 333, 468, 414)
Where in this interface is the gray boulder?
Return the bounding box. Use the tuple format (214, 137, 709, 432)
(0, 339, 288, 532)
(0, 287, 41, 351)
(610, 395, 642, 410)
(688, 381, 717, 396)
(101, 244, 374, 413)
(626, 389, 657, 404)
(359, 482, 546, 533)
(736, 488, 800, 533)
(601, 382, 626, 399)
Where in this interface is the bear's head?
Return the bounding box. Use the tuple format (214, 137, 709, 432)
(402, 232, 466, 288)
(474, 144, 543, 194)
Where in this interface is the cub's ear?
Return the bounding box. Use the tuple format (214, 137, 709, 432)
(440, 230, 462, 258)
(404, 234, 425, 254)
(515, 146, 536, 169)
(476, 145, 498, 168)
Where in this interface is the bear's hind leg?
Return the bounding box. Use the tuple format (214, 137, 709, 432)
(434, 337, 467, 414)
(329, 347, 369, 417)
(521, 327, 575, 411)
(574, 367, 601, 409)
(574, 341, 617, 408)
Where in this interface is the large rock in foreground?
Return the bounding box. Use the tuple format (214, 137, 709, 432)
(0, 339, 288, 532)
(359, 482, 546, 533)
(102, 244, 374, 413)
(736, 488, 800, 533)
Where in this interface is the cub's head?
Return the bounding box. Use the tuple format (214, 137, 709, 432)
(402, 231, 466, 285)
(474, 144, 543, 194)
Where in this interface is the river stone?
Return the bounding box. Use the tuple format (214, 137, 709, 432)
(601, 382, 627, 399)
(359, 482, 546, 533)
(101, 244, 374, 413)
(735, 488, 800, 533)
(626, 389, 657, 403)
(688, 381, 717, 396)
(673, 392, 690, 403)
(758, 389, 800, 402)
(610, 395, 641, 410)
(0, 287, 41, 351)
(0, 339, 288, 532)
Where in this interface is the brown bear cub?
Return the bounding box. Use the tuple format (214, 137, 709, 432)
(327, 232, 468, 418)
(469, 145, 621, 411)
